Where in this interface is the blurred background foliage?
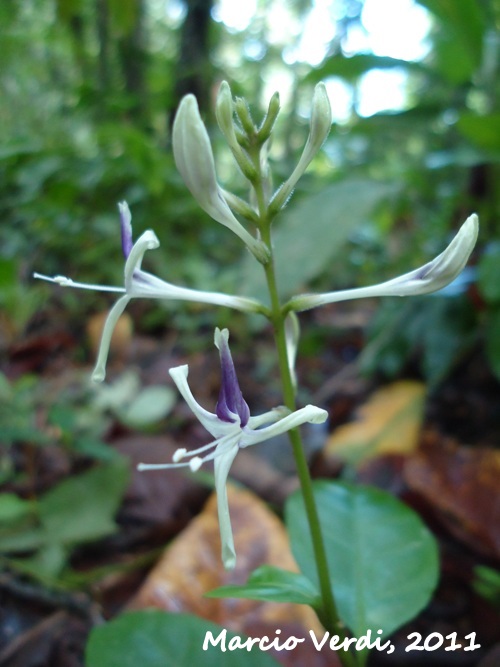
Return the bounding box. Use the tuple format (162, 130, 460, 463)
(0, 0, 499, 384)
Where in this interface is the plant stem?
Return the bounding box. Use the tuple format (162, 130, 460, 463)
(262, 251, 356, 667)
(248, 159, 356, 666)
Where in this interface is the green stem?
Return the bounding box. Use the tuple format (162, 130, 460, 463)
(247, 150, 356, 666)
(263, 251, 356, 667)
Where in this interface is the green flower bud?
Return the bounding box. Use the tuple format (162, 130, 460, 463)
(172, 94, 268, 262)
(270, 83, 332, 216)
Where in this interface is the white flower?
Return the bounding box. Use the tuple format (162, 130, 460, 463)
(288, 214, 479, 312)
(34, 202, 263, 382)
(138, 327, 328, 570)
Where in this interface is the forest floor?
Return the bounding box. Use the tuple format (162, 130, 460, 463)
(1, 302, 499, 667)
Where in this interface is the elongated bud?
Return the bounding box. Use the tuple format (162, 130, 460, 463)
(216, 81, 238, 148)
(308, 82, 332, 157)
(235, 97, 255, 136)
(288, 214, 479, 312)
(270, 83, 332, 216)
(172, 94, 269, 263)
(257, 92, 281, 143)
(216, 81, 258, 181)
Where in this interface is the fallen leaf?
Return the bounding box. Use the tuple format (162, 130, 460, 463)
(114, 435, 209, 534)
(405, 435, 500, 558)
(324, 381, 426, 465)
(129, 485, 335, 667)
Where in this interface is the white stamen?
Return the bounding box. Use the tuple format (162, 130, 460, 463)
(189, 457, 203, 472)
(173, 448, 187, 462)
(33, 273, 126, 293)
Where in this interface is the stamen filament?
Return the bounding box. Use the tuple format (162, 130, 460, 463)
(175, 432, 236, 459)
(33, 273, 126, 293)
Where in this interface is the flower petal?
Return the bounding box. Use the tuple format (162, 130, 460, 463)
(289, 214, 479, 312)
(241, 404, 328, 448)
(130, 270, 263, 313)
(168, 365, 236, 439)
(92, 294, 131, 382)
(124, 230, 160, 291)
(214, 328, 250, 426)
(214, 444, 239, 570)
(247, 406, 290, 429)
(118, 201, 133, 259)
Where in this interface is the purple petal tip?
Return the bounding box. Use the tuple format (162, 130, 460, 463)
(118, 202, 133, 259)
(214, 329, 250, 427)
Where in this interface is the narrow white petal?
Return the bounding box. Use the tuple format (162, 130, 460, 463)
(168, 365, 235, 438)
(92, 295, 131, 383)
(214, 445, 239, 570)
(124, 230, 160, 291)
(289, 214, 479, 312)
(130, 270, 263, 313)
(247, 406, 290, 429)
(241, 404, 328, 447)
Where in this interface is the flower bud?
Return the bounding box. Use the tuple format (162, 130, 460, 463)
(215, 81, 238, 149)
(257, 91, 281, 143)
(308, 83, 332, 157)
(270, 83, 332, 215)
(215, 82, 258, 181)
(172, 94, 269, 262)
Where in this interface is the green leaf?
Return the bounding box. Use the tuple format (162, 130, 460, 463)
(485, 308, 500, 380)
(206, 565, 321, 607)
(240, 179, 398, 301)
(416, 0, 485, 81)
(420, 296, 476, 387)
(286, 481, 439, 638)
(117, 386, 176, 428)
(304, 54, 426, 83)
(478, 242, 500, 303)
(473, 566, 500, 608)
(457, 114, 500, 153)
(10, 542, 68, 580)
(39, 460, 129, 546)
(0, 494, 35, 524)
(85, 610, 281, 667)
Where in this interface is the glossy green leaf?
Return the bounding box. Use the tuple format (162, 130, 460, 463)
(206, 565, 321, 607)
(286, 481, 439, 638)
(85, 610, 281, 667)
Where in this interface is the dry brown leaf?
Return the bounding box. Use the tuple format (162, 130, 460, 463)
(129, 485, 335, 667)
(324, 380, 426, 465)
(405, 436, 500, 559)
